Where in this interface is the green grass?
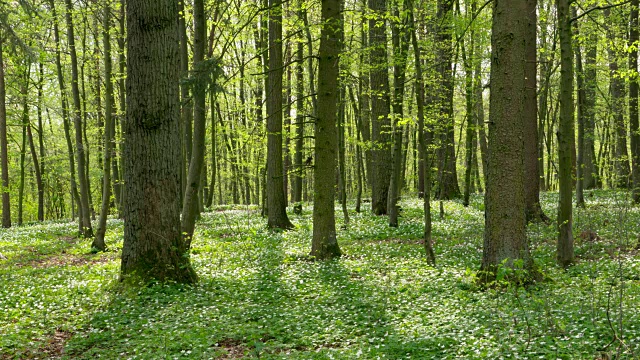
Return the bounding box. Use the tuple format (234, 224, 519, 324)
(1, 191, 639, 359)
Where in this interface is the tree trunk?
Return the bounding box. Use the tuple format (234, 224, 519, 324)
(35, 63, 45, 221)
(369, 0, 392, 215)
(179, 0, 192, 199)
(524, 0, 548, 221)
(462, 32, 474, 207)
(121, 0, 197, 283)
(583, 33, 598, 190)
(481, 0, 532, 278)
(18, 73, 29, 226)
(182, 0, 207, 246)
(266, 0, 293, 229)
(311, 0, 342, 260)
(94, 1, 115, 252)
(436, 0, 460, 200)
(65, 0, 94, 238)
(557, 0, 575, 268)
(0, 36, 10, 228)
(606, 9, 631, 188)
(630, 0, 640, 203)
(293, 39, 304, 215)
(409, 1, 435, 265)
(388, 3, 409, 227)
(50, 0, 82, 231)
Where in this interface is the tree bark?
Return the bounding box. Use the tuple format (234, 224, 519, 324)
(0, 36, 10, 228)
(311, 0, 342, 260)
(436, 0, 460, 200)
(182, 0, 207, 246)
(369, 0, 392, 215)
(293, 39, 304, 215)
(65, 0, 94, 238)
(94, 1, 115, 252)
(481, 0, 532, 278)
(121, 0, 197, 283)
(524, 0, 548, 222)
(630, 0, 640, 202)
(266, 0, 293, 229)
(388, 2, 410, 227)
(557, 0, 575, 268)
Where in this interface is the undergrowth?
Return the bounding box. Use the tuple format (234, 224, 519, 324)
(0, 190, 639, 359)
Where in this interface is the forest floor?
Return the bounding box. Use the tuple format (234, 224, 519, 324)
(1, 191, 639, 359)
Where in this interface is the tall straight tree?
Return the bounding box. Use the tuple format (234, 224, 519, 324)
(388, 1, 410, 227)
(369, 0, 392, 215)
(94, 0, 115, 252)
(435, 0, 460, 200)
(481, 0, 532, 276)
(64, 0, 93, 238)
(0, 35, 10, 228)
(266, 0, 293, 229)
(120, 0, 196, 283)
(557, 0, 574, 268)
(524, 0, 547, 222)
(630, 0, 640, 203)
(311, 0, 342, 260)
(182, 0, 207, 245)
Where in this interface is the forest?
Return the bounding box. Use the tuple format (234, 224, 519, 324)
(1, 0, 640, 358)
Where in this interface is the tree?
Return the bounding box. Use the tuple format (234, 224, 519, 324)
(64, 0, 93, 238)
(266, 0, 293, 229)
(630, 0, 640, 203)
(311, 0, 343, 260)
(524, 0, 548, 222)
(369, 0, 392, 215)
(557, 0, 574, 268)
(481, 0, 532, 277)
(181, 0, 207, 245)
(120, 0, 196, 283)
(94, 0, 115, 252)
(0, 35, 10, 228)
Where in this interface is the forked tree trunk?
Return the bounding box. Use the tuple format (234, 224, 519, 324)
(120, 0, 196, 283)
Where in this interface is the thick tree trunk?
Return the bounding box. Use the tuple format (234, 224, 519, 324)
(65, 0, 93, 238)
(266, 0, 293, 229)
(311, 0, 342, 260)
(557, 0, 575, 268)
(0, 37, 10, 228)
(121, 0, 197, 283)
(481, 0, 532, 278)
(94, 2, 115, 252)
(369, 0, 392, 215)
(182, 0, 207, 246)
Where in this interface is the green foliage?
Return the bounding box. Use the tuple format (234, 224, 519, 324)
(1, 192, 639, 358)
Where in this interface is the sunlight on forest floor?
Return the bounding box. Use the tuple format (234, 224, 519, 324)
(1, 190, 639, 359)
